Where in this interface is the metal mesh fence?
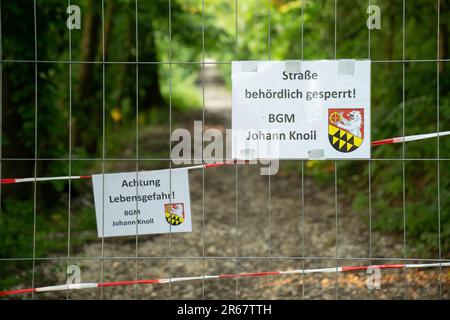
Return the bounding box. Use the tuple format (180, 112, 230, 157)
(0, 0, 449, 300)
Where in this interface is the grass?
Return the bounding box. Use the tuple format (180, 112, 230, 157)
(0, 199, 97, 290)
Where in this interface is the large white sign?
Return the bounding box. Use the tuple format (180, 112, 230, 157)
(232, 60, 371, 159)
(92, 169, 192, 237)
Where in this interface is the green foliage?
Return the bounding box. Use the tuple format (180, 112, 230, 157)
(0, 198, 97, 290)
(160, 65, 202, 111)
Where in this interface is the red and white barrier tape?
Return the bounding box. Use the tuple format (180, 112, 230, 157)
(371, 131, 450, 146)
(0, 162, 244, 185)
(0, 175, 92, 185)
(1, 262, 449, 297)
(1, 131, 449, 185)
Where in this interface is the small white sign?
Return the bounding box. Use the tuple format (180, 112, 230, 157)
(92, 169, 192, 237)
(232, 60, 371, 159)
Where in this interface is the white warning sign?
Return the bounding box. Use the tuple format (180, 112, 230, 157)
(232, 60, 371, 159)
(92, 168, 192, 237)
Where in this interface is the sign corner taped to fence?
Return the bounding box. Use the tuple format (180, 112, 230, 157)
(92, 168, 192, 237)
(231, 60, 371, 159)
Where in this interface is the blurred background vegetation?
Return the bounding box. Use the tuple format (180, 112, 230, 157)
(0, 0, 449, 289)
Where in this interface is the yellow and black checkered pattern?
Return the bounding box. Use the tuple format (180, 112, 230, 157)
(165, 213, 185, 226)
(328, 125, 363, 153)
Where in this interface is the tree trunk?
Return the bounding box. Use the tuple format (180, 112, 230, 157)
(439, 1, 448, 72)
(75, 1, 101, 154)
(139, 21, 165, 111)
(99, 1, 116, 61)
(78, 2, 100, 96)
(116, 5, 137, 124)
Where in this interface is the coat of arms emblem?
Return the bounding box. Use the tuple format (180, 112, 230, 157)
(328, 108, 364, 152)
(164, 203, 185, 226)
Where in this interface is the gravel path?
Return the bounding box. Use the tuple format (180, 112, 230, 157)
(31, 64, 448, 300)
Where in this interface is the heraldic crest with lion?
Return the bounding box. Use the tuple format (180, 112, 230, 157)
(328, 108, 364, 153)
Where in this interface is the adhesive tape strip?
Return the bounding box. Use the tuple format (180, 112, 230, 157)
(241, 61, 258, 72)
(308, 149, 325, 159)
(240, 148, 256, 159)
(285, 60, 302, 73)
(338, 59, 355, 75)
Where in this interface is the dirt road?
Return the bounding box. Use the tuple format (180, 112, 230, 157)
(32, 63, 448, 300)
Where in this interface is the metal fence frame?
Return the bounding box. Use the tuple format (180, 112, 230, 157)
(0, 0, 448, 300)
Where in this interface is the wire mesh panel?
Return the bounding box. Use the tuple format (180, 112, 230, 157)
(0, 0, 449, 300)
